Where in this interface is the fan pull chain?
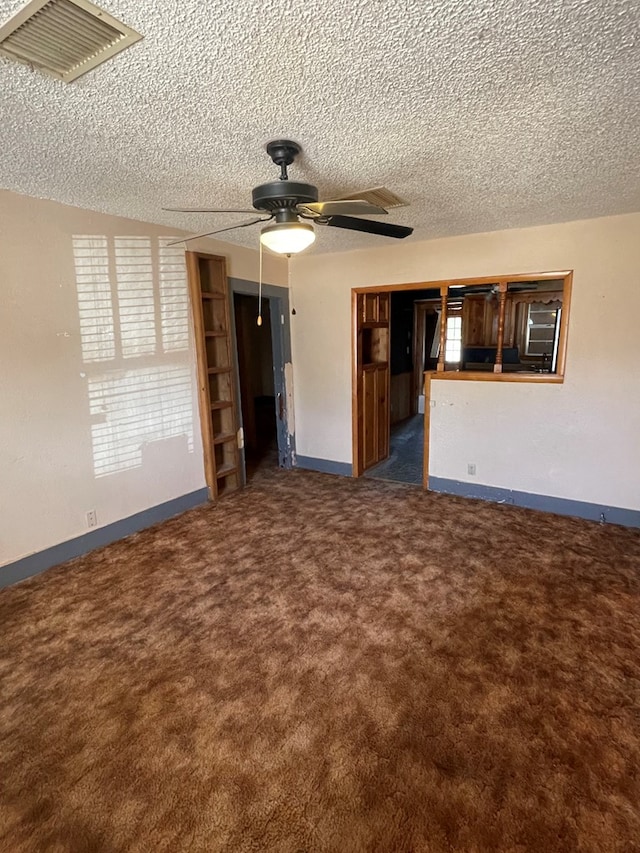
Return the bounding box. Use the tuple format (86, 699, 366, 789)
(289, 258, 296, 315)
(257, 239, 263, 326)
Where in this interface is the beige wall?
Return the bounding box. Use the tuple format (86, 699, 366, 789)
(0, 190, 287, 568)
(290, 212, 640, 510)
(3, 188, 638, 573)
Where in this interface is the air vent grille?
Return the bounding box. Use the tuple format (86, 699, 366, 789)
(0, 0, 142, 82)
(338, 186, 409, 210)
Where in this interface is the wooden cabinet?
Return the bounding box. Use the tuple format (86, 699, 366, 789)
(475, 291, 561, 354)
(187, 252, 240, 499)
(355, 292, 390, 472)
(462, 294, 515, 349)
(390, 372, 413, 424)
(462, 296, 487, 347)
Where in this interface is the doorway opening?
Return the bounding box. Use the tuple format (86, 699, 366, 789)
(233, 293, 279, 483)
(352, 272, 572, 488)
(362, 288, 437, 486)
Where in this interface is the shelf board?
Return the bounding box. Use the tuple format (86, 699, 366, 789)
(204, 330, 227, 338)
(213, 432, 236, 445)
(201, 292, 225, 300)
(210, 400, 233, 411)
(207, 366, 231, 375)
(216, 463, 237, 479)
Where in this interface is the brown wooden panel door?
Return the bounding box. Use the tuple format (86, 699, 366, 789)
(376, 364, 389, 460)
(362, 366, 377, 469)
(378, 293, 390, 323)
(363, 293, 379, 323)
(355, 292, 390, 473)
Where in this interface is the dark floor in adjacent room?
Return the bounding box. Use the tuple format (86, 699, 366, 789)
(365, 414, 424, 485)
(243, 396, 279, 484)
(1, 467, 639, 852)
(244, 439, 279, 483)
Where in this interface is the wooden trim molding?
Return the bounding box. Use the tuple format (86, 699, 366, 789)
(429, 371, 564, 384)
(493, 282, 508, 373)
(351, 289, 362, 477)
(437, 285, 448, 372)
(555, 274, 572, 377)
(352, 270, 573, 295)
(422, 372, 433, 489)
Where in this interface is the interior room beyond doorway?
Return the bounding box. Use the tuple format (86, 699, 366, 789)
(364, 414, 424, 485)
(233, 293, 278, 482)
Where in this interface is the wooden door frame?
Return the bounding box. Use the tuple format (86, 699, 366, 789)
(352, 270, 573, 485)
(412, 303, 426, 415)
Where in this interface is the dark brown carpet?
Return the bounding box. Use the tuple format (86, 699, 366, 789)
(1, 469, 640, 852)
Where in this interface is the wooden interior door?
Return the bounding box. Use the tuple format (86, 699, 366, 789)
(355, 292, 390, 473)
(186, 251, 241, 500)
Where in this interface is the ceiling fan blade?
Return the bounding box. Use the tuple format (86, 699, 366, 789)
(163, 207, 258, 214)
(320, 215, 413, 239)
(166, 217, 270, 246)
(299, 200, 387, 217)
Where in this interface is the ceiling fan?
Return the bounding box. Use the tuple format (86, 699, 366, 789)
(454, 283, 541, 297)
(164, 140, 414, 254)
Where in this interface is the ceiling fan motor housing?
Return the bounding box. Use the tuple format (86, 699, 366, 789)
(252, 180, 318, 212)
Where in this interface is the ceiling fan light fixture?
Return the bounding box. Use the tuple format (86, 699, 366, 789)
(260, 221, 315, 255)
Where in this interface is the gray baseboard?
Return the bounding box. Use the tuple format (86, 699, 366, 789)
(428, 477, 640, 528)
(0, 488, 210, 589)
(295, 456, 353, 477)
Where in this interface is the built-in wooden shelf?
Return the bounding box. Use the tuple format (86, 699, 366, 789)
(187, 250, 241, 501)
(213, 432, 236, 445)
(216, 463, 237, 479)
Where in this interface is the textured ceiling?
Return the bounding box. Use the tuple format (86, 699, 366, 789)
(1, 0, 639, 254)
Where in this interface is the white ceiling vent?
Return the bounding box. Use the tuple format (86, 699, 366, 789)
(338, 186, 409, 210)
(0, 0, 142, 82)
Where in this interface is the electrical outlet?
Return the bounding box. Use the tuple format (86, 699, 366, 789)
(467, 463, 476, 476)
(86, 510, 97, 528)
